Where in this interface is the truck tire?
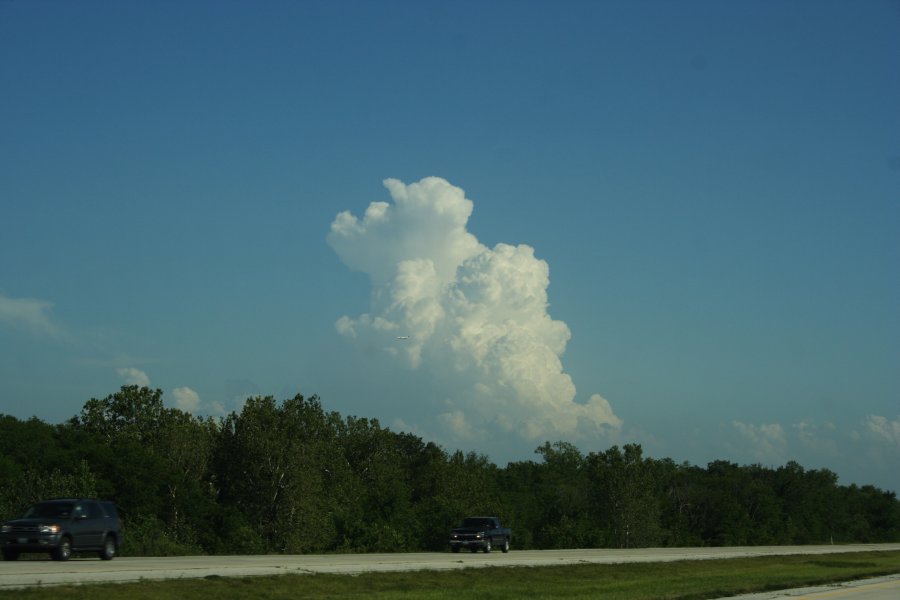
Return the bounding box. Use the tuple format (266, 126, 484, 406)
(451, 546, 460, 553)
(484, 538, 492, 553)
(502, 538, 510, 553)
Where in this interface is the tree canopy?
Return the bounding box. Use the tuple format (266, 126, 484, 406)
(1, 387, 897, 555)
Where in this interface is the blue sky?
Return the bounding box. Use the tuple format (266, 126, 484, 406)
(1, 1, 898, 492)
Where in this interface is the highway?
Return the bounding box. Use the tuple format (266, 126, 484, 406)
(725, 575, 900, 600)
(0, 544, 898, 590)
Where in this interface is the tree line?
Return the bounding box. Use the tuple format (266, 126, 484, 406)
(1, 386, 898, 555)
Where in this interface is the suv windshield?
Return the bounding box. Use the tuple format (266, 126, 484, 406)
(23, 502, 74, 519)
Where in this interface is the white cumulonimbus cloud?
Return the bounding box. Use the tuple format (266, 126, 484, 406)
(328, 177, 621, 449)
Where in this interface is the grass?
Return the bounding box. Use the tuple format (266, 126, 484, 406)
(3, 551, 899, 600)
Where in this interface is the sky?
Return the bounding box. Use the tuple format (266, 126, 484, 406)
(1, 1, 898, 492)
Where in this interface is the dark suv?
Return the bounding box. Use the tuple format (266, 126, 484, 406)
(1, 498, 123, 561)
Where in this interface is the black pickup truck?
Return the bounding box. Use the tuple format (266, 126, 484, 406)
(449, 516, 511, 553)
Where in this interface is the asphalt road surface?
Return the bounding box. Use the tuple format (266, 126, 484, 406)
(723, 574, 900, 600)
(1, 544, 898, 590)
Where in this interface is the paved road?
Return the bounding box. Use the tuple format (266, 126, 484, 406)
(1, 544, 898, 589)
(720, 574, 900, 600)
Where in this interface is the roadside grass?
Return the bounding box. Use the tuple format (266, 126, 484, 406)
(4, 551, 899, 600)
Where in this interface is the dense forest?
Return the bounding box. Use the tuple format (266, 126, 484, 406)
(1, 386, 898, 556)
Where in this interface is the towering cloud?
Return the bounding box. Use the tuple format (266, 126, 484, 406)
(328, 177, 621, 452)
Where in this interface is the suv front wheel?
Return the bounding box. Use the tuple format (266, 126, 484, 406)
(52, 536, 72, 561)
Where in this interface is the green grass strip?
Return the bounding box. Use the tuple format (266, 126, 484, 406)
(4, 551, 900, 600)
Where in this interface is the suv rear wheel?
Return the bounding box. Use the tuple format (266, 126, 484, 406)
(2, 549, 20, 561)
(99, 535, 117, 560)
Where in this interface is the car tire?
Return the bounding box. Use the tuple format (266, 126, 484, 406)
(469, 546, 478, 553)
(502, 538, 510, 553)
(52, 536, 72, 561)
(484, 538, 492, 553)
(2, 549, 20, 561)
(451, 546, 460, 553)
(99, 535, 117, 560)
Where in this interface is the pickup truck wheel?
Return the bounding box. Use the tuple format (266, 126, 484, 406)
(484, 538, 492, 553)
(502, 538, 510, 553)
(2, 549, 20, 561)
(469, 547, 478, 553)
(451, 546, 460, 553)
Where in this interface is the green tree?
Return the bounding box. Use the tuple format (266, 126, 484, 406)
(215, 395, 336, 552)
(837, 485, 900, 543)
(402, 436, 454, 550)
(531, 441, 595, 548)
(154, 410, 219, 547)
(0, 415, 100, 520)
(73, 385, 167, 445)
(69, 386, 217, 553)
(654, 458, 703, 546)
(431, 449, 505, 546)
(775, 461, 839, 544)
(332, 416, 415, 551)
(587, 444, 662, 548)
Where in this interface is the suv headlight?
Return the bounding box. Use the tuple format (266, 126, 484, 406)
(39, 524, 61, 534)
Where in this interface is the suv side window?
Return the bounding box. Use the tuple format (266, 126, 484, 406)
(85, 501, 103, 519)
(100, 502, 119, 519)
